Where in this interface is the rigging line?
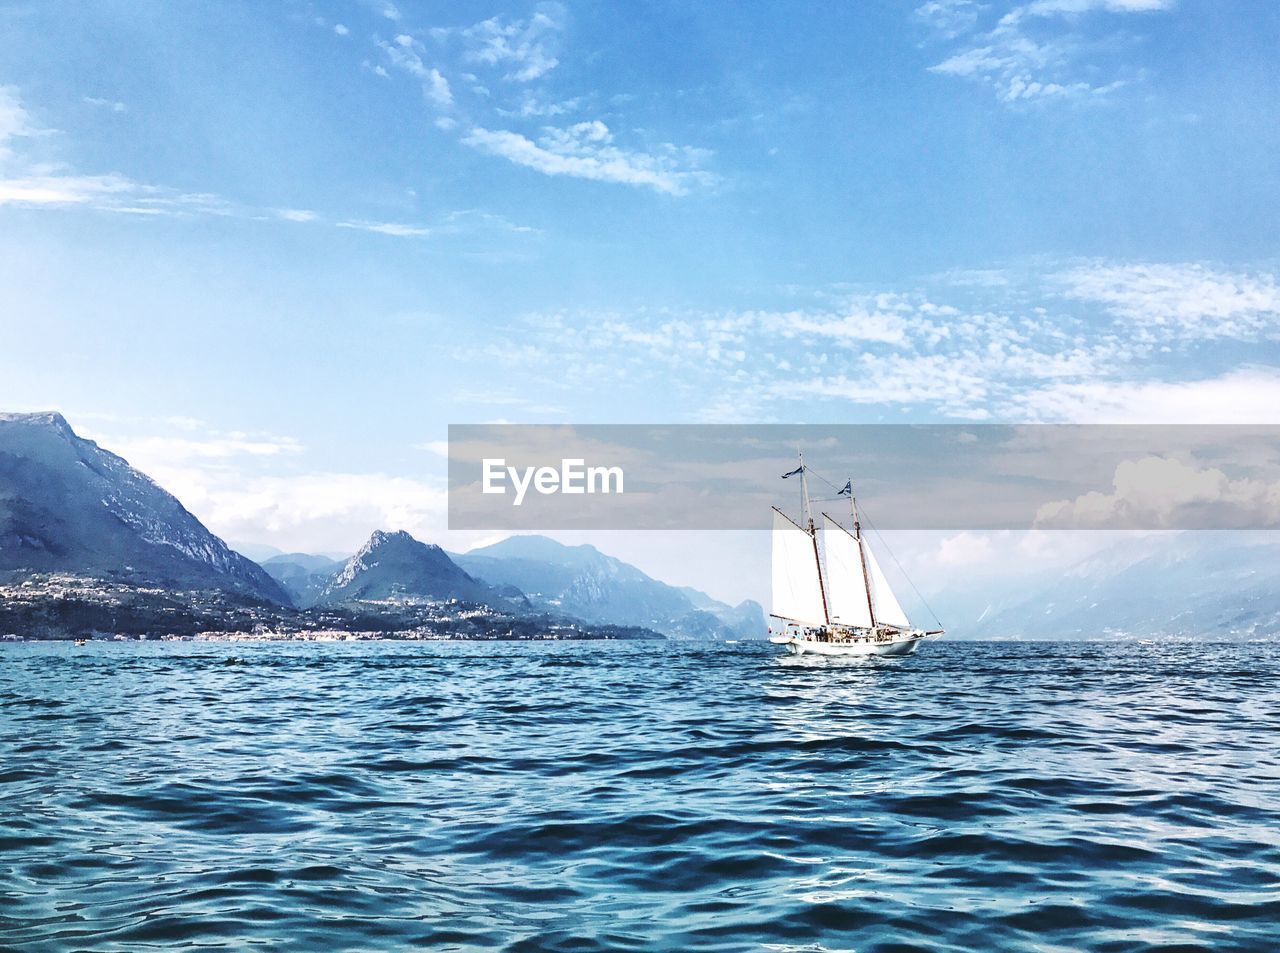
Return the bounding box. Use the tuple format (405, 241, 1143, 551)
(858, 506, 946, 631)
(802, 466, 845, 495)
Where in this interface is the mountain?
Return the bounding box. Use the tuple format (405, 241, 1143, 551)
(260, 553, 346, 607)
(0, 412, 288, 604)
(957, 533, 1280, 640)
(453, 535, 766, 640)
(316, 530, 508, 607)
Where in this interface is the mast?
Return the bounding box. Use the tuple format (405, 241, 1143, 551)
(798, 453, 829, 625)
(850, 480, 876, 628)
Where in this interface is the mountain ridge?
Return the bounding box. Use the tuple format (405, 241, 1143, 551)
(0, 411, 288, 604)
(452, 534, 765, 640)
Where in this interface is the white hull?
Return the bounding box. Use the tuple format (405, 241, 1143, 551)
(770, 632, 924, 657)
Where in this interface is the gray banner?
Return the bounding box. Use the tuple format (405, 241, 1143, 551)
(447, 424, 1280, 530)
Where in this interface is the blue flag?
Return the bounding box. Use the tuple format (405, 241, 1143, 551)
(838, 481, 852, 497)
(781, 465, 804, 479)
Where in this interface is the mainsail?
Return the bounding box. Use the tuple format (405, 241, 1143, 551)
(863, 542, 910, 628)
(821, 515, 874, 628)
(771, 508, 827, 625)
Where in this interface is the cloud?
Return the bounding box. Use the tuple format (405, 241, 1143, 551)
(915, 0, 981, 39)
(275, 207, 319, 223)
(462, 121, 713, 195)
(922, 0, 1171, 103)
(0, 173, 136, 207)
(1015, 368, 1280, 423)
(109, 433, 303, 464)
(934, 531, 995, 566)
(423, 68, 453, 108)
(781, 354, 992, 416)
(336, 219, 431, 237)
(0, 85, 33, 160)
(376, 37, 453, 108)
(334, 23, 350, 37)
(0, 85, 540, 250)
(413, 440, 451, 457)
(496, 93, 584, 118)
(1020, 0, 1173, 17)
(158, 468, 451, 556)
(1035, 454, 1280, 529)
(83, 96, 127, 113)
(472, 259, 1280, 424)
(462, 5, 565, 82)
(1055, 262, 1280, 340)
(80, 415, 451, 554)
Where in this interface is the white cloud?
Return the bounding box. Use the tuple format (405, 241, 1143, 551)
(0, 85, 34, 160)
(336, 219, 431, 237)
(376, 37, 454, 109)
(78, 416, 449, 554)
(481, 259, 1280, 425)
(915, 0, 981, 39)
(496, 93, 583, 118)
(782, 354, 992, 416)
(413, 440, 451, 457)
(423, 68, 453, 107)
(1015, 368, 1280, 423)
(1055, 262, 1280, 340)
(0, 173, 136, 207)
(1035, 454, 1280, 529)
(275, 207, 319, 223)
(334, 23, 350, 36)
(109, 433, 303, 464)
(462, 121, 713, 195)
(158, 468, 450, 556)
(934, 531, 995, 566)
(1021, 0, 1173, 17)
(462, 5, 565, 82)
(923, 0, 1171, 104)
(83, 96, 127, 113)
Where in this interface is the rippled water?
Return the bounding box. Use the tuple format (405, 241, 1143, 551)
(2, 640, 1278, 952)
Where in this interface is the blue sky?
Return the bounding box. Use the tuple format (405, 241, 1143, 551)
(2, 0, 1278, 600)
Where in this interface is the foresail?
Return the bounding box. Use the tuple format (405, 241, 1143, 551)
(821, 515, 873, 628)
(863, 542, 910, 628)
(771, 509, 827, 625)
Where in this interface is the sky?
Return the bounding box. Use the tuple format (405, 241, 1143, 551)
(1, 0, 1278, 604)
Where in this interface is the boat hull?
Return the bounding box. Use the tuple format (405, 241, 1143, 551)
(776, 633, 923, 657)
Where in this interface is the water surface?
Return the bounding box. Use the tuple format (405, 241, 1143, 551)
(2, 640, 1277, 951)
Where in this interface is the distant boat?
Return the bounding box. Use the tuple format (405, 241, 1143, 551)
(768, 454, 943, 657)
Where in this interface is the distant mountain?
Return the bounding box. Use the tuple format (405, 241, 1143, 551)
(958, 533, 1280, 640)
(453, 535, 766, 640)
(260, 553, 346, 607)
(0, 412, 288, 604)
(317, 530, 509, 607)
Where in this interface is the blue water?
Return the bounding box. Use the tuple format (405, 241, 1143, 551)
(1, 640, 1278, 952)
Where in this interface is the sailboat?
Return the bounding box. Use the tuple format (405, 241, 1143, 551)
(768, 455, 943, 657)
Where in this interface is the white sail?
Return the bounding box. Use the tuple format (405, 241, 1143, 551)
(771, 508, 827, 625)
(863, 541, 910, 628)
(822, 515, 873, 628)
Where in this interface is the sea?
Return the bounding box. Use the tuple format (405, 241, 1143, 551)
(1, 639, 1277, 952)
